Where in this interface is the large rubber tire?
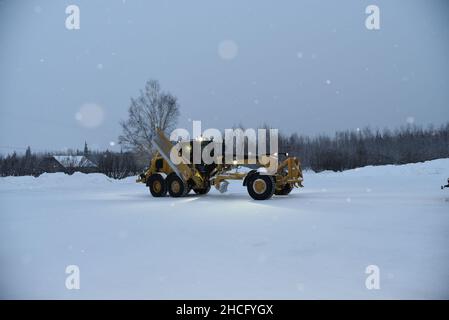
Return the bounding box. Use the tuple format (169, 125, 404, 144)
(193, 180, 211, 195)
(246, 174, 275, 200)
(147, 173, 167, 197)
(166, 173, 188, 197)
(275, 183, 293, 196)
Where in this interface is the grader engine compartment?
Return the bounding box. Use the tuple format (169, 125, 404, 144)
(137, 129, 304, 200)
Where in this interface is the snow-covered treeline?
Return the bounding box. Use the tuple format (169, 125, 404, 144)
(0, 148, 141, 179)
(280, 123, 449, 172)
(1, 123, 448, 177)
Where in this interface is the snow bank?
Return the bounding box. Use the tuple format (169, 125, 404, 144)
(317, 158, 449, 177)
(0, 172, 137, 190)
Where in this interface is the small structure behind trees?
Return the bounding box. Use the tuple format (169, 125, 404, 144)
(52, 155, 97, 174)
(0, 143, 141, 178)
(38, 156, 66, 173)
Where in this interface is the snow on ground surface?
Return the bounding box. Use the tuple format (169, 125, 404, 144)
(1, 159, 449, 299)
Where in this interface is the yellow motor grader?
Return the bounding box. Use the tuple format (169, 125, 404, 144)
(137, 129, 304, 200)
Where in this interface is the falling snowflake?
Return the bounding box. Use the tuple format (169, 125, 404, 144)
(21, 254, 32, 265)
(296, 283, 305, 292)
(257, 253, 267, 263)
(406, 116, 415, 124)
(75, 103, 105, 128)
(118, 230, 128, 239)
(97, 63, 103, 70)
(325, 80, 331, 85)
(218, 40, 238, 60)
(296, 52, 303, 59)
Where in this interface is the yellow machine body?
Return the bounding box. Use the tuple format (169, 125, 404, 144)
(137, 129, 304, 200)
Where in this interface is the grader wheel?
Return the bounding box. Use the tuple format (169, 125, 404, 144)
(166, 173, 188, 197)
(147, 173, 167, 197)
(246, 174, 275, 200)
(193, 180, 211, 195)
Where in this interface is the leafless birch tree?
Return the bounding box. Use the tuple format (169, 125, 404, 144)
(119, 80, 180, 155)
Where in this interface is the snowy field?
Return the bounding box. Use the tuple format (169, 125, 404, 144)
(1, 159, 449, 299)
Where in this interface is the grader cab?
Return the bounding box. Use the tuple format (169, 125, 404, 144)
(137, 129, 304, 200)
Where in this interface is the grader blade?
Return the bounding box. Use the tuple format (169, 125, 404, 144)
(218, 180, 229, 193)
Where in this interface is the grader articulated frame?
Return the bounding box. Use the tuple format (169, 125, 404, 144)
(137, 129, 304, 200)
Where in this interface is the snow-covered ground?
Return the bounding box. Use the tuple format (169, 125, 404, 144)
(1, 159, 449, 299)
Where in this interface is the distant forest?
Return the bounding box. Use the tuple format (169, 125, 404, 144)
(1, 123, 448, 178)
(280, 123, 449, 172)
(0, 147, 140, 179)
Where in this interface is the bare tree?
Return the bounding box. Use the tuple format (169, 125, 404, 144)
(119, 80, 180, 155)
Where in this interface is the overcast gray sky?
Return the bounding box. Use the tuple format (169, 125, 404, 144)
(0, 0, 448, 153)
